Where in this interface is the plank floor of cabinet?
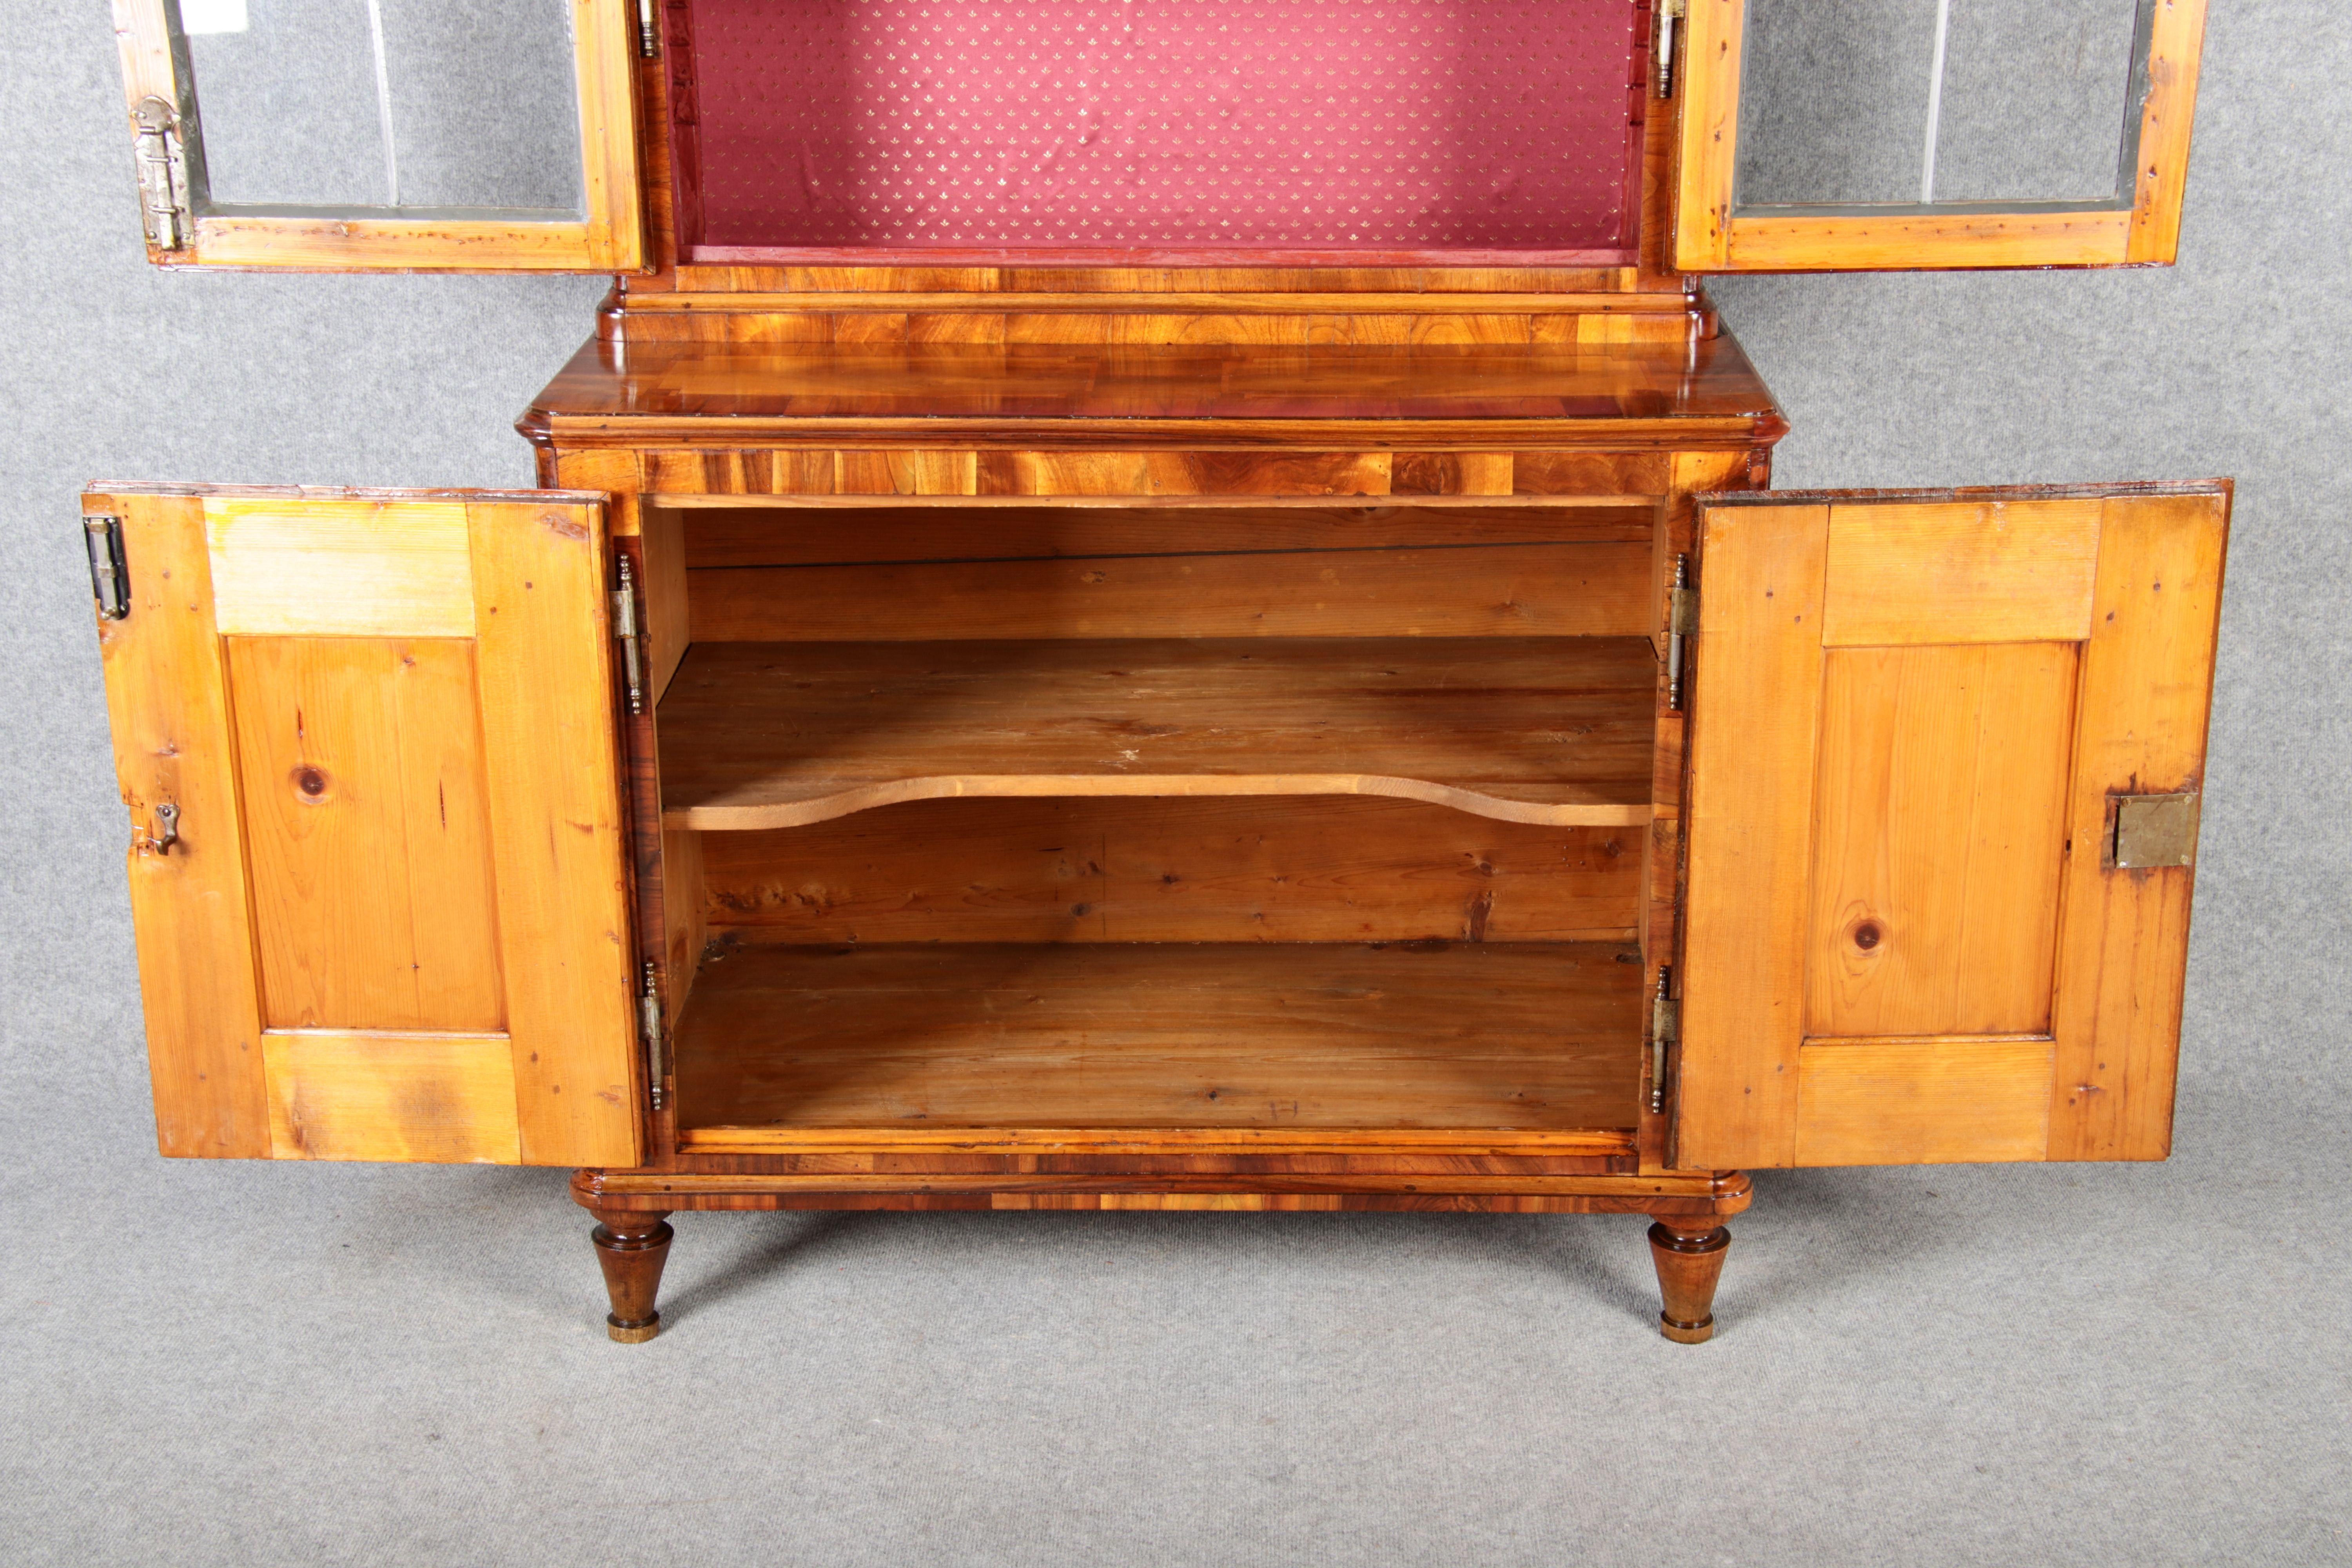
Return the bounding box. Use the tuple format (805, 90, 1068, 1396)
(657, 637, 1658, 830)
(672, 941, 1645, 1138)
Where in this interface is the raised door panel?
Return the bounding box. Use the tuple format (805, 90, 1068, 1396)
(89, 485, 641, 1166)
(1673, 0, 2207, 271)
(1676, 484, 2228, 1169)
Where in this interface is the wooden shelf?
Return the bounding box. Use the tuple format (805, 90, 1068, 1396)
(671, 941, 1644, 1141)
(658, 637, 1657, 830)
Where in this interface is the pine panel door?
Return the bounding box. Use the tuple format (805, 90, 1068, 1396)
(1676, 484, 2229, 1169)
(87, 485, 642, 1166)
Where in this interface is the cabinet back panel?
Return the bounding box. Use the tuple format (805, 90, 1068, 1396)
(673, 0, 1645, 261)
(699, 797, 1641, 947)
(677, 506, 1655, 641)
(224, 635, 507, 1033)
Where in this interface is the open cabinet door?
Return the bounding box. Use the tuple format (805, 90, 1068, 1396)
(1675, 483, 2228, 1168)
(111, 0, 645, 271)
(1672, 0, 2206, 271)
(86, 485, 642, 1166)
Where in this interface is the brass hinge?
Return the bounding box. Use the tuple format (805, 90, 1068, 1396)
(637, 0, 660, 57)
(1653, 0, 1688, 98)
(613, 555, 645, 715)
(131, 96, 191, 252)
(85, 514, 129, 619)
(1667, 555, 1697, 710)
(1648, 966, 1678, 1114)
(639, 960, 667, 1111)
(2110, 791, 2200, 869)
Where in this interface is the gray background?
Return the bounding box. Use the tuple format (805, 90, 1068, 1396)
(3, 2, 2347, 1564)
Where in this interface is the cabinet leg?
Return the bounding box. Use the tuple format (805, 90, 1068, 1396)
(1646, 1215, 1731, 1345)
(591, 1209, 674, 1344)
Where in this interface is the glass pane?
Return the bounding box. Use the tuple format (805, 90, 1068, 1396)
(176, 0, 582, 214)
(182, 0, 384, 206)
(1736, 0, 1940, 207)
(379, 0, 582, 209)
(1933, 0, 2139, 202)
(1735, 0, 2146, 211)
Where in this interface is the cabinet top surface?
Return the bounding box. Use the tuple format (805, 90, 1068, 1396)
(524, 332, 1783, 436)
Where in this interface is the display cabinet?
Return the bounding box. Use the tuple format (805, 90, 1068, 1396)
(88, 0, 2221, 1344)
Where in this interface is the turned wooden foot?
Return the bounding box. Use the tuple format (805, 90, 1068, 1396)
(1646, 1215, 1732, 1344)
(591, 1209, 674, 1343)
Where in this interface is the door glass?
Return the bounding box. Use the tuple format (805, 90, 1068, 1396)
(176, 0, 583, 215)
(1734, 0, 2149, 211)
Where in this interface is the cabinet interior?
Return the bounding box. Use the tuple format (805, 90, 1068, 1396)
(639, 495, 1666, 1148)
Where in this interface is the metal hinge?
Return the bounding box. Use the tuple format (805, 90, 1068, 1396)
(1653, 0, 1688, 99)
(1666, 555, 1697, 710)
(2110, 791, 2200, 870)
(613, 555, 645, 715)
(636, 0, 660, 57)
(1648, 967, 1678, 1114)
(639, 960, 667, 1111)
(131, 96, 192, 252)
(85, 514, 129, 619)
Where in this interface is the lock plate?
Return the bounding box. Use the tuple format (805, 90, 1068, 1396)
(2110, 792, 2199, 870)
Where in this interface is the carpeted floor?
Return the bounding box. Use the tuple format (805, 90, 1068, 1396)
(3, 1080, 2345, 1566)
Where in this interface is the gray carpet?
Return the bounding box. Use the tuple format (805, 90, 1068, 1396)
(4, 2, 2349, 1563)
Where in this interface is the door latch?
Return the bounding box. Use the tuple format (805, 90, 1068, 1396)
(2109, 791, 2199, 869)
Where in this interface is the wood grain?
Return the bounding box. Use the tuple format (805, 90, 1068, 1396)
(89, 491, 272, 1157)
(204, 499, 475, 637)
(673, 501, 1656, 568)
(262, 1030, 522, 1163)
(1821, 500, 2101, 646)
(1676, 503, 1828, 1169)
(697, 796, 1641, 945)
(672, 1125, 1640, 1158)
(2127, 0, 2211, 265)
(687, 541, 1654, 642)
(1793, 1038, 2056, 1166)
(224, 636, 506, 1032)
(639, 503, 690, 703)
(673, 942, 1644, 1132)
(467, 500, 642, 1167)
(2047, 490, 2229, 1160)
(1804, 643, 2077, 1038)
(658, 638, 1658, 831)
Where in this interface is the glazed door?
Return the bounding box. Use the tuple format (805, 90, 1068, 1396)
(1675, 483, 2229, 1168)
(87, 485, 642, 1166)
(111, 0, 645, 271)
(1671, 0, 2207, 270)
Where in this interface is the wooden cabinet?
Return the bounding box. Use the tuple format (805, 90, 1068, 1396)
(87, 0, 2225, 1344)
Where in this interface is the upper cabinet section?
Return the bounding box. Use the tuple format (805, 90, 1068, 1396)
(1673, 0, 2207, 271)
(111, 0, 646, 271)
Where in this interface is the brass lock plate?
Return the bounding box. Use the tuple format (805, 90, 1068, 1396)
(2109, 791, 2200, 870)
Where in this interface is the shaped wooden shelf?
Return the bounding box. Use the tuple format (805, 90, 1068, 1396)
(657, 637, 1658, 831)
(672, 941, 1644, 1142)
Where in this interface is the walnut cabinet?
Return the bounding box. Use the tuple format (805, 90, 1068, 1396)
(88, 0, 2222, 1342)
